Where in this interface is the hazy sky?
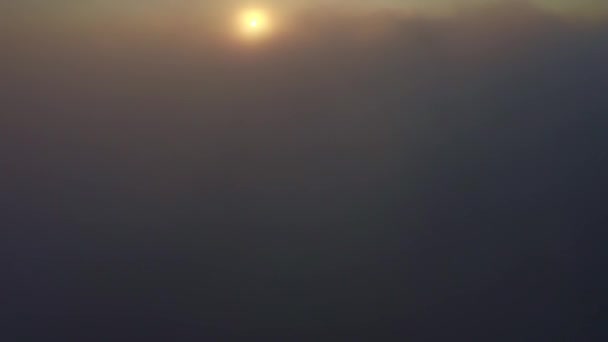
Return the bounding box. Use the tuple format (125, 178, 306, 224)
(7, 0, 608, 12)
(3, 0, 608, 340)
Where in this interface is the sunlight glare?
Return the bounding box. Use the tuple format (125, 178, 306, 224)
(238, 8, 272, 39)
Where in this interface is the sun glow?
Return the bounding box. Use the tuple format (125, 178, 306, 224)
(238, 8, 272, 38)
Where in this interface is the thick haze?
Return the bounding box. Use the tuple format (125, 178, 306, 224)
(2, 1, 608, 340)
(4, 0, 608, 22)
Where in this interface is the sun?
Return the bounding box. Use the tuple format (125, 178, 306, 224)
(238, 8, 272, 38)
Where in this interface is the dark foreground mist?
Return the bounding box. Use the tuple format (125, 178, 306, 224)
(2, 3, 608, 340)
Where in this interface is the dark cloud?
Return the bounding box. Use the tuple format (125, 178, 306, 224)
(2, 3, 608, 340)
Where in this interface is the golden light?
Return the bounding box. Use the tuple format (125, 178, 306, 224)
(238, 8, 272, 39)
